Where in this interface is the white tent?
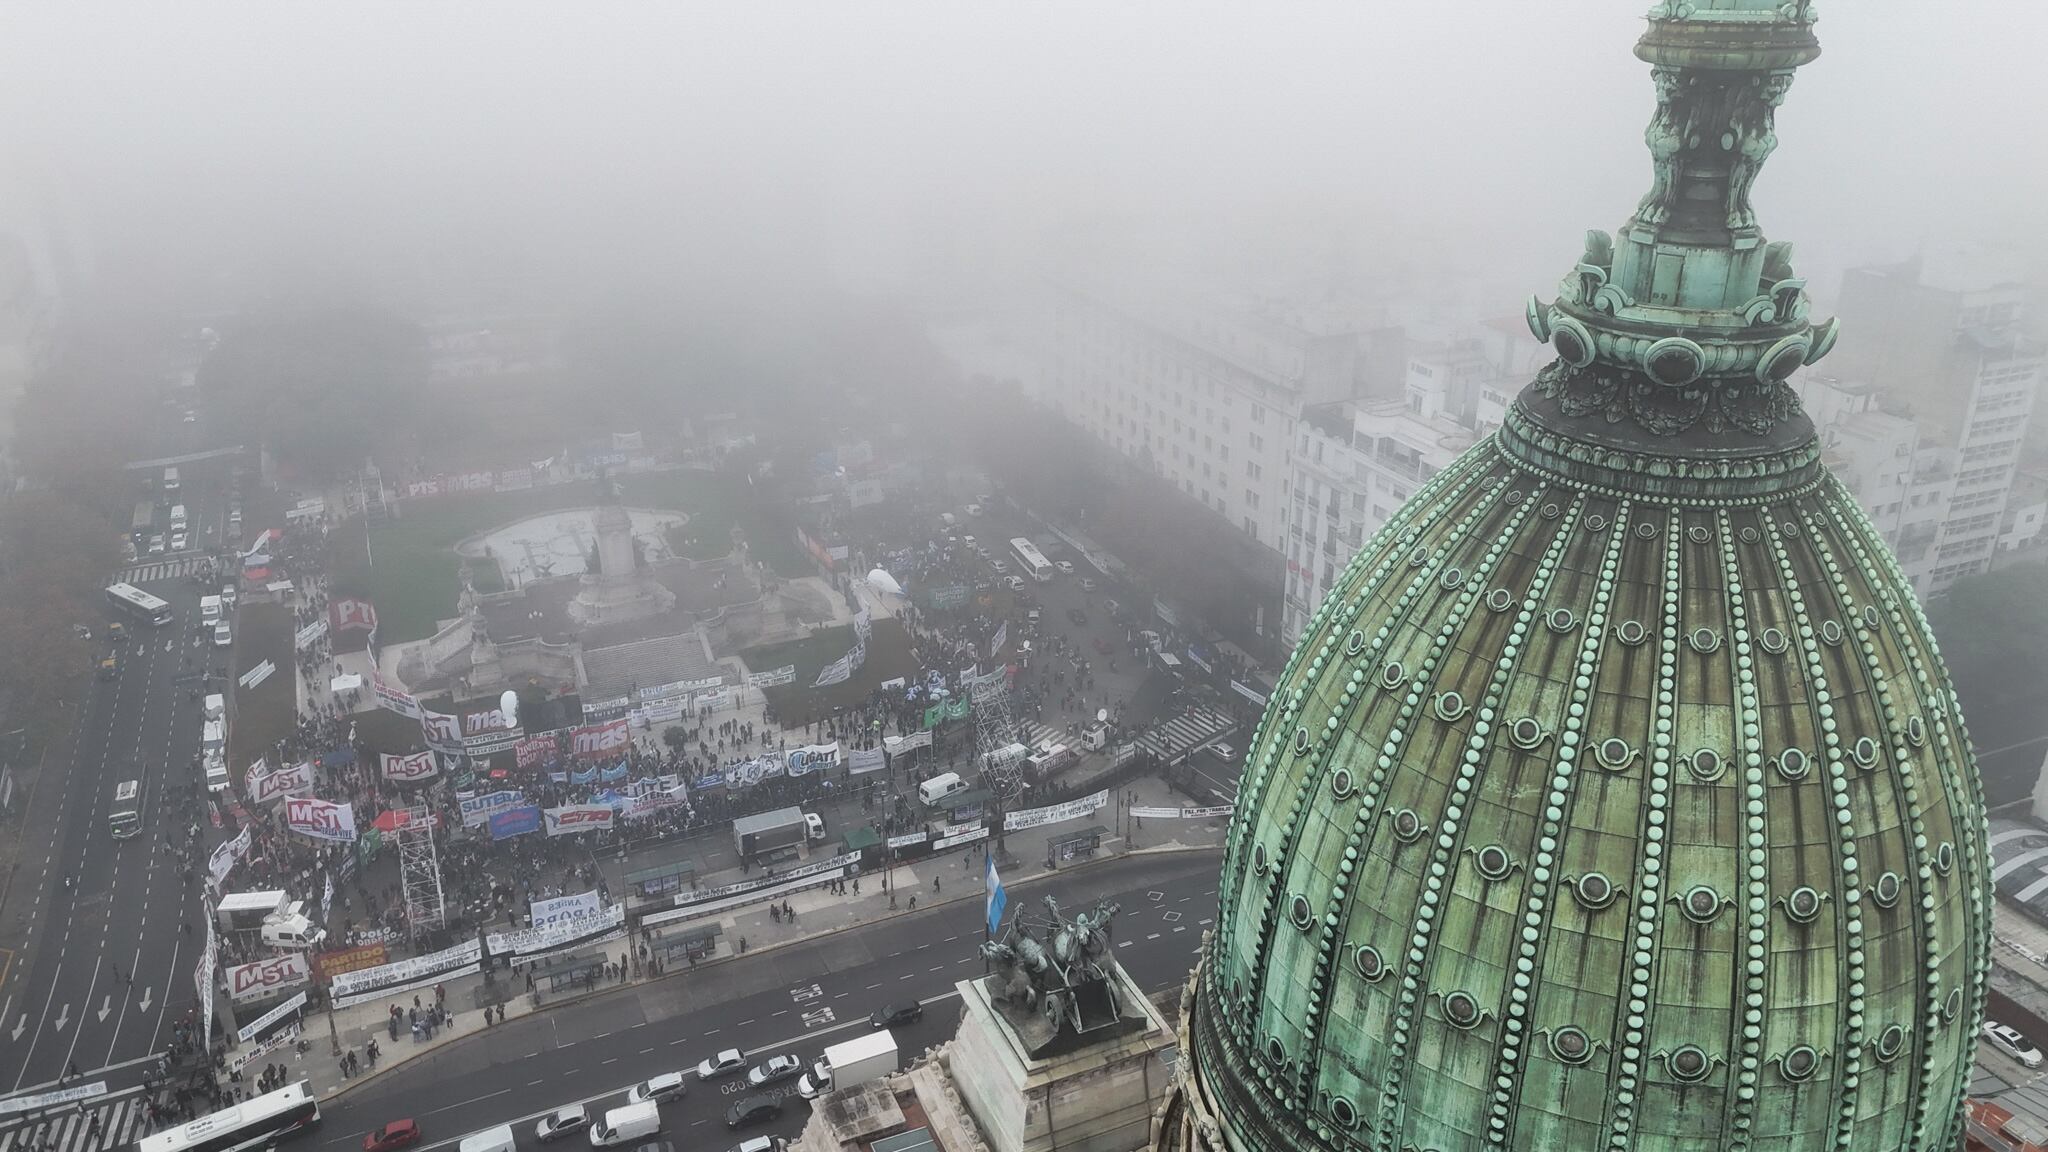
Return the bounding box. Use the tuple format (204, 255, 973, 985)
(866, 568, 904, 597)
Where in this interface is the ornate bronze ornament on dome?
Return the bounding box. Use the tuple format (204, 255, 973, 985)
(1472, 843, 1516, 883)
(1677, 884, 1727, 924)
(1781, 885, 1828, 925)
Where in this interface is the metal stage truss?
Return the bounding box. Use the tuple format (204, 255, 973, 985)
(972, 676, 1028, 800)
(396, 805, 446, 939)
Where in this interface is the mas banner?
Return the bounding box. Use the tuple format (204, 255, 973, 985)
(225, 952, 311, 1002)
(570, 717, 630, 759)
(746, 665, 796, 688)
(544, 805, 616, 837)
(285, 797, 357, 842)
(490, 805, 543, 841)
(371, 670, 422, 719)
(380, 750, 438, 783)
(329, 597, 378, 634)
(847, 747, 886, 774)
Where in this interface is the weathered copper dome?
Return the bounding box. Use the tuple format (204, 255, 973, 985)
(1159, 5, 1992, 1152)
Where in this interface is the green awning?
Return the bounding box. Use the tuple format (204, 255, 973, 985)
(841, 826, 883, 851)
(627, 860, 695, 885)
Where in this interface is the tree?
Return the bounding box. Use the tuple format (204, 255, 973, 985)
(198, 305, 425, 481)
(1927, 565, 2048, 715)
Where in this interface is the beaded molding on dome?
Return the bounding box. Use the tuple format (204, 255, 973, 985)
(1497, 397, 1827, 506)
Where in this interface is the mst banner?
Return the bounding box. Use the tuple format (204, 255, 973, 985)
(248, 760, 315, 806)
(285, 797, 357, 842)
(225, 952, 311, 1002)
(381, 750, 438, 783)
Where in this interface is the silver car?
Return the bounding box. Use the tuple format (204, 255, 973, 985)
(746, 1054, 803, 1087)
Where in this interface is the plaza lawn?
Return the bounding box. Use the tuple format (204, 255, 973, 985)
(326, 467, 809, 645)
(745, 616, 916, 726)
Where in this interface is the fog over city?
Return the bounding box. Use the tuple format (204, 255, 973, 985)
(5, 0, 2045, 310)
(8, 5, 2048, 1146)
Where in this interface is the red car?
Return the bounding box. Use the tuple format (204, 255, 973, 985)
(1092, 637, 1114, 655)
(364, 1120, 421, 1152)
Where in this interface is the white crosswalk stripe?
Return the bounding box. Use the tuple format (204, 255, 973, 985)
(1135, 706, 1237, 764)
(1017, 721, 1063, 750)
(0, 1092, 152, 1152)
(119, 558, 208, 584)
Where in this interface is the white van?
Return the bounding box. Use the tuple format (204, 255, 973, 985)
(203, 694, 226, 723)
(589, 1101, 661, 1148)
(200, 596, 222, 623)
(213, 620, 233, 648)
(918, 772, 968, 807)
(260, 914, 325, 950)
(204, 753, 230, 794)
(459, 1126, 517, 1152)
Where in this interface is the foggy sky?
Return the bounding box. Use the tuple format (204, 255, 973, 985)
(3, 1, 2043, 314)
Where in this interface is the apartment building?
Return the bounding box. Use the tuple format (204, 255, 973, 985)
(1826, 247, 2044, 595)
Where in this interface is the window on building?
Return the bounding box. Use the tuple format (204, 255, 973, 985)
(1246, 489, 1261, 510)
(1247, 461, 1263, 480)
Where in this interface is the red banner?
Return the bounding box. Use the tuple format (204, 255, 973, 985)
(312, 943, 388, 984)
(515, 735, 556, 771)
(330, 597, 378, 634)
(570, 717, 630, 759)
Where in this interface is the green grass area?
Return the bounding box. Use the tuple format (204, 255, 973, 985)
(325, 467, 810, 645)
(745, 617, 916, 725)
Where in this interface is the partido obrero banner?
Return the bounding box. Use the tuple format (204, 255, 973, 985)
(330, 939, 483, 1007)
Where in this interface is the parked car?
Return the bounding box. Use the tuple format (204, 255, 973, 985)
(990, 560, 1009, 575)
(1067, 608, 1089, 627)
(1080, 578, 1098, 592)
(1055, 561, 1075, 575)
(724, 1098, 783, 1130)
(364, 1121, 422, 1152)
(871, 1002, 923, 1028)
(696, 1049, 748, 1079)
(1003, 576, 1025, 592)
(535, 1106, 590, 1143)
(148, 535, 166, 555)
(627, 1072, 688, 1104)
(1984, 1021, 2044, 1068)
(746, 1055, 803, 1087)
(170, 530, 190, 552)
(961, 535, 977, 547)
(729, 1138, 777, 1152)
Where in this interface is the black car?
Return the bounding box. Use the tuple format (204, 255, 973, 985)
(725, 1098, 784, 1130)
(871, 1002, 923, 1028)
(1066, 608, 1088, 627)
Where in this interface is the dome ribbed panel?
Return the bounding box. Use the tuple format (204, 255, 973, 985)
(1195, 425, 1989, 1152)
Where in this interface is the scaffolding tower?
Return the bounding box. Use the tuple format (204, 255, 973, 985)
(971, 673, 1029, 800)
(396, 805, 446, 940)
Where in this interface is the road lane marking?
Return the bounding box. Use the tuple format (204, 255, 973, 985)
(423, 1089, 511, 1117)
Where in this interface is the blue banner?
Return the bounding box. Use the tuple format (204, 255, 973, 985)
(695, 773, 725, 791)
(570, 766, 598, 786)
(600, 762, 629, 783)
(490, 805, 543, 841)
(548, 771, 569, 784)
(319, 745, 357, 767)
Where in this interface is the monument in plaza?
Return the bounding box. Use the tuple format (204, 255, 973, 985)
(567, 474, 676, 628)
(1154, 4, 1993, 1152)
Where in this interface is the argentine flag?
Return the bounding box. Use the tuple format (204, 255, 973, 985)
(985, 852, 1007, 937)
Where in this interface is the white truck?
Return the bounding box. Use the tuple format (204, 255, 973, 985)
(732, 806, 810, 860)
(797, 1030, 898, 1099)
(217, 890, 290, 933)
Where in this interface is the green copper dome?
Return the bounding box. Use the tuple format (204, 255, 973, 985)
(1161, 5, 1992, 1152)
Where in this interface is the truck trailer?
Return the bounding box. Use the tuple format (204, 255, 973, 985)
(797, 1029, 899, 1098)
(732, 806, 809, 860)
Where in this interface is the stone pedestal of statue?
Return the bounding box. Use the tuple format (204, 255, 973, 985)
(945, 962, 1176, 1152)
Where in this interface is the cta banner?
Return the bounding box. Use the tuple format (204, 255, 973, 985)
(570, 717, 630, 759)
(848, 747, 886, 774)
(460, 790, 524, 827)
(381, 750, 438, 783)
(746, 665, 796, 688)
(285, 797, 357, 842)
(1003, 789, 1108, 832)
(490, 805, 543, 841)
(371, 670, 422, 719)
(329, 597, 378, 634)
(312, 943, 388, 984)
(528, 890, 602, 930)
(544, 805, 616, 837)
(225, 952, 311, 1002)
(248, 760, 315, 806)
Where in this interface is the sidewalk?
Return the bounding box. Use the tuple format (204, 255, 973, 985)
(271, 774, 1227, 1101)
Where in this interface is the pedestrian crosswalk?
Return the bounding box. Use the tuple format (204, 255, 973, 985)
(0, 1091, 152, 1152)
(1017, 720, 1063, 750)
(1135, 705, 1237, 766)
(121, 557, 209, 585)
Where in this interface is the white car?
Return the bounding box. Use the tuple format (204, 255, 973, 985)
(730, 1138, 777, 1152)
(534, 1106, 590, 1143)
(961, 535, 976, 547)
(213, 621, 233, 648)
(697, 1048, 748, 1080)
(170, 530, 190, 552)
(746, 1054, 803, 1087)
(627, 1071, 687, 1103)
(990, 560, 1009, 575)
(1055, 560, 1075, 575)
(804, 812, 825, 841)
(1984, 1021, 2044, 1068)
(148, 535, 166, 555)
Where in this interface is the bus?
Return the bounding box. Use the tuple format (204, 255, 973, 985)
(129, 1082, 320, 1152)
(1009, 538, 1054, 582)
(107, 583, 174, 626)
(111, 779, 143, 839)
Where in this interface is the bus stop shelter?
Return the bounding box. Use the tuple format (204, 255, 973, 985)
(627, 859, 696, 899)
(534, 950, 609, 994)
(655, 924, 723, 966)
(1047, 824, 1109, 866)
